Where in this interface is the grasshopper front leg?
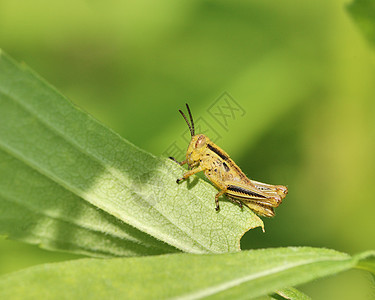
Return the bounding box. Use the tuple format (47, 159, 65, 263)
(169, 157, 187, 166)
(176, 165, 205, 183)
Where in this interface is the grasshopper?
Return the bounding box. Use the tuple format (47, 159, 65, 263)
(170, 104, 288, 217)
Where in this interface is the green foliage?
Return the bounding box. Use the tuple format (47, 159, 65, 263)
(0, 247, 373, 299)
(1, 0, 375, 296)
(347, 0, 375, 48)
(0, 51, 374, 299)
(272, 287, 311, 300)
(0, 50, 264, 257)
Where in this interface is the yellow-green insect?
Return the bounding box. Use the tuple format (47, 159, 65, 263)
(170, 104, 288, 217)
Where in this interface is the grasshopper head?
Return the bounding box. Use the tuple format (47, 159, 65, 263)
(178, 104, 209, 168)
(186, 134, 209, 168)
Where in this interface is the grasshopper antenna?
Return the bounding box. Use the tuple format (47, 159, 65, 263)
(179, 104, 194, 136)
(185, 103, 195, 136)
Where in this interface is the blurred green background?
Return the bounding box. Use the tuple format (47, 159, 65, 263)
(0, 0, 374, 298)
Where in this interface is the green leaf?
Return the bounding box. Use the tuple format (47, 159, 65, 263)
(355, 250, 375, 274)
(272, 287, 311, 300)
(0, 247, 373, 299)
(347, 0, 375, 48)
(0, 50, 263, 257)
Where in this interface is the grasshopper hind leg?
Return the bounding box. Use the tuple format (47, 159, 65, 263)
(228, 197, 243, 209)
(215, 189, 243, 211)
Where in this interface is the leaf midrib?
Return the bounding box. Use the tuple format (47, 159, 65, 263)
(0, 190, 169, 254)
(173, 253, 351, 300)
(0, 84, 216, 253)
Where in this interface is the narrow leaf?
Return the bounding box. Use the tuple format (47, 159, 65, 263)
(0, 247, 373, 299)
(0, 50, 263, 256)
(273, 287, 311, 300)
(354, 250, 375, 274)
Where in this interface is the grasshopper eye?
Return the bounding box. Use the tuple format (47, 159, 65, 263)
(195, 135, 206, 148)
